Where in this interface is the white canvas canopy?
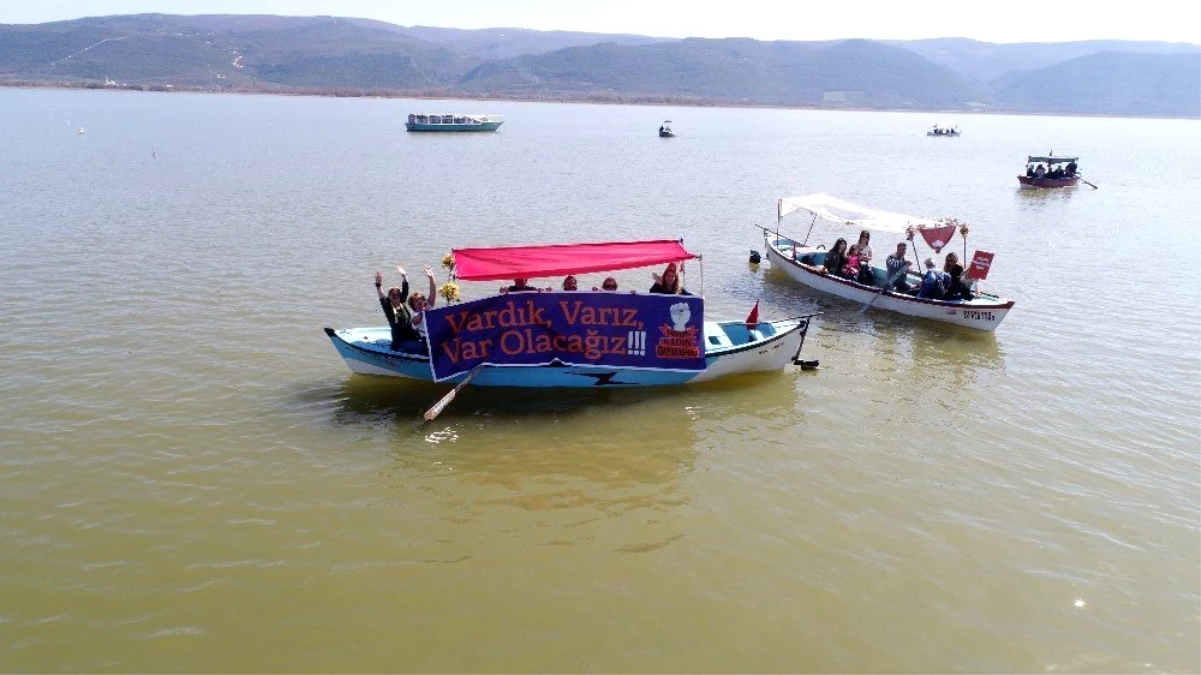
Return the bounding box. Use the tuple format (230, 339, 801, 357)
(777, 194, 940, 234)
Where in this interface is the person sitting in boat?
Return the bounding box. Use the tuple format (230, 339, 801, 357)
(649, 262, 691, 295)
(504, 278, 537, 293)
(1065, 161, 1077, 177)
(1026, 164, 1035, 177)
(855, 230, 873, 265)
(407, 266, 438, 343)
(561, 275, 578, 291)
(943, 252, 975, 301)
(823, 238, 848, 276)
(917, 258, 949, 300)
(375, 267, 420, 350)
(884, 243, 914, 293)
(594, 277, 619, 292)
(1034, 164, 1046, 178)
(841, 245, 861, 280)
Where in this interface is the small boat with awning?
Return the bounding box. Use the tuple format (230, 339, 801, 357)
(326, 239, 817, 389)
(406, 113, 503, 132)
(760, 195, 1014, 331)
(1018, 154, 1085, 188)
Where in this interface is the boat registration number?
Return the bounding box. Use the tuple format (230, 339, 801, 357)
(962, 310, 995, 322)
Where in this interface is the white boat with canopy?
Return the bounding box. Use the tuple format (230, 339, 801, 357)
(759, 194, 1014, 331)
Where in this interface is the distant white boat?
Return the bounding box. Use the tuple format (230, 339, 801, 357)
(77, 127, 85, 135)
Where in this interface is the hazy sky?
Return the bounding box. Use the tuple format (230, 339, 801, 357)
(3, 0, 1199, 44)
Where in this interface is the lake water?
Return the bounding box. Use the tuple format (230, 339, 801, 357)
(0, 87, 1198, 673)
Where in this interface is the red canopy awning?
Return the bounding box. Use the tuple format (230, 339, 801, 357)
(452, 239, 697, 281)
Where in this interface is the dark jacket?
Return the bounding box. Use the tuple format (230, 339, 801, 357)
(379, 280, 420, 348)
(648, 283, 691, 295)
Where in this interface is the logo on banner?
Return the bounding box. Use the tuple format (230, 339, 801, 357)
(655, 302, 701, 359)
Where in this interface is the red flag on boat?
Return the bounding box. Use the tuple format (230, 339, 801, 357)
(918, 225, 957, 253)
(967, 251, 995, 280)
(745, 300, 760, 329)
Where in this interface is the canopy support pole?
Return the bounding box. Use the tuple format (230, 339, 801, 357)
(802, 213, 818, 246)
(775, 199, 781, 244)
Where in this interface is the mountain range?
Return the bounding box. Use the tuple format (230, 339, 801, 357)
(1, 14, 1197, 117)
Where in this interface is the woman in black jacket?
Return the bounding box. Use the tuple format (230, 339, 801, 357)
(375, 266, 420, 349)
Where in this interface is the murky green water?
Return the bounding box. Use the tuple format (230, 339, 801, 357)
(1, 88, 1197, 672)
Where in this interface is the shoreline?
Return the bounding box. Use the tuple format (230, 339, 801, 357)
(2, 80, 1196, 122)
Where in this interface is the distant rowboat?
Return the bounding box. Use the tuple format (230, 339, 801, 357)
(1018, 154, 1084, 188)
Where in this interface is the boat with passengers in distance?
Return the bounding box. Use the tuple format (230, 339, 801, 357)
(659, 120, 675, 137)
(927, 125, 960, 137)
(406, 113, 503, 132)
(759, 195, 1014, 331)
(325, 239, 818, 388)
(1018, 154, 1082, 188)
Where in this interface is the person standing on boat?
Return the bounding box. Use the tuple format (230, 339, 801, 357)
(376, 267, 419, 349)
(408, 266, 438, 341)
(649, 262, 691, 295)
(884, 243, 914, 293)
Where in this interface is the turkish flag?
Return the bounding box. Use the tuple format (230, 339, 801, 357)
(919, 225, 957, 253)
(745, 300, 760, 329)
(967, 251, 994, 280)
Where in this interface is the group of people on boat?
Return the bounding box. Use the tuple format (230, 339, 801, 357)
(882, 246, 974, 301)
(498, 262, 690, 295)
(801, 229, 975, 301)
(819, 230, 878, 286)
(930, 125, 959, 135)
(374, 262, 691, 352)
(376, 265, 437, 351)
(1026, 161, 1077, 179)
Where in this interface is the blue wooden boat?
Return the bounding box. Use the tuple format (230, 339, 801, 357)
(325, 319, 811, 388)
(406, 113, 503, 132)
(325, 239, 817, 389)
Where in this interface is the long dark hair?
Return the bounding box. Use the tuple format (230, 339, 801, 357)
(832, 238, 847, 255)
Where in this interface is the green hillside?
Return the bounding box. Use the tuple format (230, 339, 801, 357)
(456, 38, 988, 108)
(992, 51, 1200, 117)
(0, 14, 1196, 117)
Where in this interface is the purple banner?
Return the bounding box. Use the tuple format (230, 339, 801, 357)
(424, 292, 706, 381)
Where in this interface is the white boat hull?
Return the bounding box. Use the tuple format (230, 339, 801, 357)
(765, 236, 1013, 331)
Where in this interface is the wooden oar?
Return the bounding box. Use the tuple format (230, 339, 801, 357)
(423, 363, 484, 422)
(860, 267, 908, 313)
(1080, 177, 1099, 189)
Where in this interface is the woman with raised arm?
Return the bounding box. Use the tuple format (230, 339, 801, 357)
(375, 266, 419, 350)
(649, 262, 691, 295)
(408, 265, 438, 341)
